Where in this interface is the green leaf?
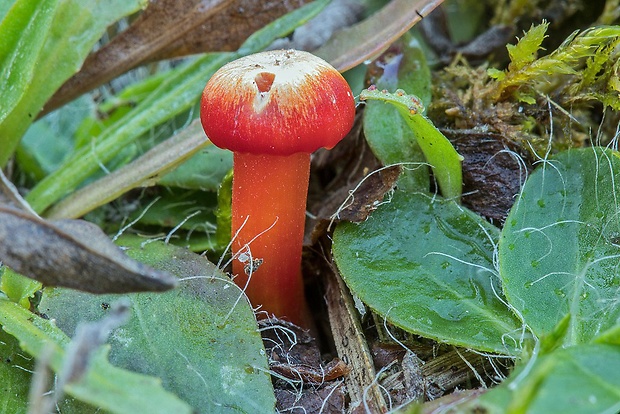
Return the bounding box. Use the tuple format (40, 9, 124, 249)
(0, 0, 146, 166)
(0, 267, 41, 309)
(333, 191, 523, 355)
(363, 34, 431, 192)
(499, 147, 620, 345)
(214, 169, 233, 251)
(0, 319, 96, 413)
(0, 298, 193, 414)
(16, 96, 91, 180)
(363, 103, 428, 192)
(0, 0, 14, 21)
(487, 67, 506, 80)
(0, 328, 33, 413)
(132, 189, 218, 236)
(44, 119, 211, 220)
(461, 344, 620, 414)
(403, 36, 433, 109)
(594, 323, 620, 345)
(39, 235, 275, 413)
(360, 88, 463, 200)
(506, 21, 549, 71)
(538, 314, 571, 355)
(441, 0, 487, 44)
(72, 70, 169, 150)
(0, 0, 58, 126)
(158, 145, 232, 191)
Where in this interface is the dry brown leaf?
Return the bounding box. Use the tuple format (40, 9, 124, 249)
(326, 164, 401, 223)
(150, 0, 310, 59)
(43, 0, 311, 114)
(0, 205, 177, 293)
(445, 130, 532, 224)
(314, 0, 444, 72)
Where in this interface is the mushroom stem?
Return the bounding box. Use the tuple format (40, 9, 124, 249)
(232, 152, 311, 326)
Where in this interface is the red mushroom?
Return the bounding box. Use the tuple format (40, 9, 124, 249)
(200, 50, 355, 327)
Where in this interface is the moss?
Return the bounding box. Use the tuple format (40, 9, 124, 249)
(429, 20, 620, 156)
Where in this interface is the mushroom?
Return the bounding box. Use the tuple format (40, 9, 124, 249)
(200, 50, 355, 326)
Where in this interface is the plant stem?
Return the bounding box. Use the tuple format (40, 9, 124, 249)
(231, 152, 312, 327)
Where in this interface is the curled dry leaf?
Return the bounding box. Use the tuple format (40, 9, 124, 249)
(43, 0, 311, 114)
(0, 205, 177, 293)
(327, 165, 401, 223)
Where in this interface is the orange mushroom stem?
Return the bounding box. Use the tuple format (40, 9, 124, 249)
(200, 50, 355, 327)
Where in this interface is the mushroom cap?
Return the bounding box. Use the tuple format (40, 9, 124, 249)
(200, 50, 355, 156)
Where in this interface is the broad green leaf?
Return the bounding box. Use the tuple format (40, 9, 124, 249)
(0, 328, 33, 413)
(333, 191, 523, 355)
(363, 103, 427, 192)
(360, 88, 463, 200)
(0, 298, 192, 414)
(16, 96, 91, 180)
(0, 0, 146, 166)
(459, 344, 620, 414)
(363, 34, 431, 192)
(499, 147, 620, 345)
(39, 235, 275, 413)
(0, 324, 96, 413)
